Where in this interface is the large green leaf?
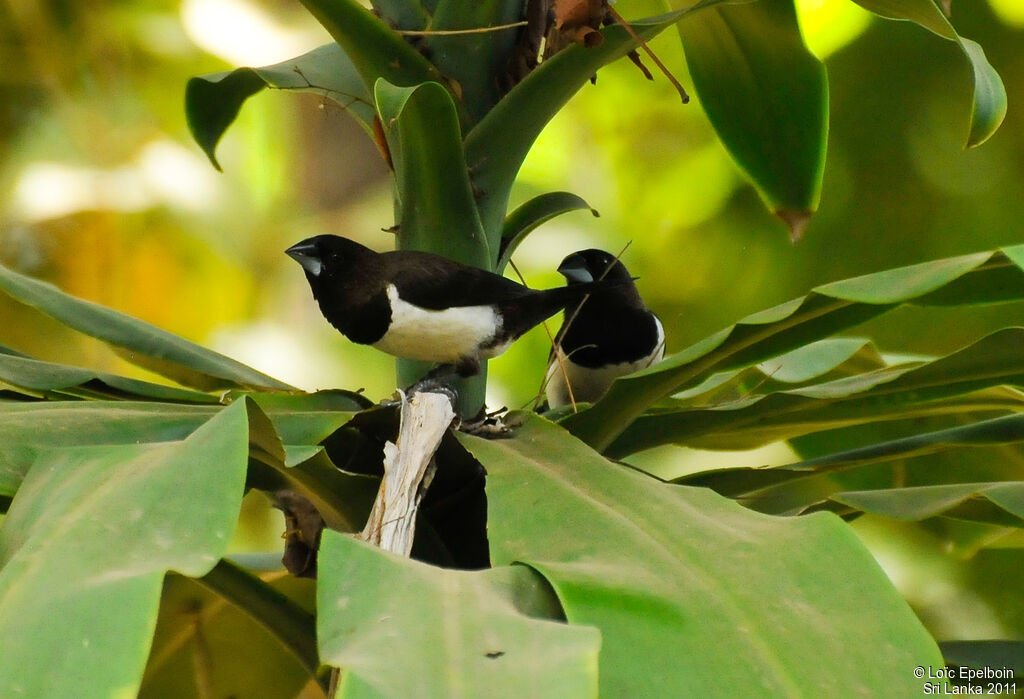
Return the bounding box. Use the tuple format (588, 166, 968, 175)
(562, 246, 1024, 452)
(298, 0, 445, 100)
(606, 327, 1024, 456)
(851, 0, 1006, 147)
(833, 482, 1024, 527)
(141, 568, 319, 698)
(851, 0, 955, 38)
(243, 399, 376, 532)
(0, 263, 293, 392)
(0, 352, 218, 403)
(422, 0, 524, 124)
(0, 395, 362, 498)
(186, 43, 375, 170)
(940, 640, 1024, 681)
(463, 0, 743, 238)
(457, 413, 942, 695)
(317, 531, 601, 697)
(374, 79, 489, 266)
(0, 400, 250, 698)
(681, 413, 1024, 515)
(368, 0, 429, 31)
(498, 191, 597, 273)
(677, 0, 827, 233)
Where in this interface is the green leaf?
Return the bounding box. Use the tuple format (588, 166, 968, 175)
(960, 38, 1008, 148)
(374, 79, 489, 266)
(606, 327, 1024, 456)
(940, 640, 1024, 679)
(677, 0, 828, 231)
(243, 399, 376, 532)
(422, 0, 524, 123)
(0, 263, 294, 392)
(464, 0, 744, 238)
(0, 396, 361, 498)
(0, 400, 250, 698)
(681, 413, 1024, 514)
(186, 43, 375, 170)
(832, 482, 1024, 527)
(368, 0, 429, 31)
(141, 570, 319, 698)
(0, 445, 36, 500)
(850, 0, 1006, 147)
(193, 560, 319, 677)
(850, 0, 956, 38)
(457, 413, 942, 695)
(562, 247, 1024, 453)
(498, 192, 597, 273)
(317, 531, 601, 697)
(298, 0, 445, 100)
(0, 352, 218, 403)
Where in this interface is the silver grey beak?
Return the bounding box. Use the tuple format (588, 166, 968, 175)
(286, 241, 323, 276)
(557, 262, 594, 284)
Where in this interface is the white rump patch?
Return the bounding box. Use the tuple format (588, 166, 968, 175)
(372, 284, 505, 363)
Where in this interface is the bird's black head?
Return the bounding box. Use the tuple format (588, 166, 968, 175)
(557, 249, 633, 284)
(285, 234, 374, 281)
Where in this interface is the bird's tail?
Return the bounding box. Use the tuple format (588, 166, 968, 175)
(505, 279, 630, 340)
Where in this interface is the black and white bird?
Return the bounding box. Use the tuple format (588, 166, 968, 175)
(545, 249, 664, 407)
(286, 235, 624, 379)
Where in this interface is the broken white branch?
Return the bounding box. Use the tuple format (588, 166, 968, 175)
(358, 390, 456, 556)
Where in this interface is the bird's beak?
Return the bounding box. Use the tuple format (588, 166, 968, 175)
(557, 258, 594, 284)
(285, 241, 323, 276)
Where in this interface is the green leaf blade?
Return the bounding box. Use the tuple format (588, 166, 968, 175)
(423, 0, 524, 123)
(833, 483, 1024, 526)
(498, 192, 597, 272)
(850, 0, 956, 39)
(375, 79, 489, 267)
(683, 413, 1024, 515)
(458, 414, 942, 696)
(0, 263, 293, 392)
(850, 1, 1006, 147)
(563, 248, 1024, 453)
(678, 0, 828, 228)
(299, 0, 443, 97)
(608, 327, 1024, 457)
(0, 353, 219, 403)
(186, 44, 376, 170)
(464, 1, 741, 237)
(960, 38, 1008, 148)
(317, 531, 601, 697)
(0, 401, 250, 698)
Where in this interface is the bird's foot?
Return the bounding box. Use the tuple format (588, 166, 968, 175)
(459, 405, 515, 438)
(379, 378, 459, 414)
(405, 379, 459, 411)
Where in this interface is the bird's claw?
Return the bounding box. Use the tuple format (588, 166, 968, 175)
(459, 406, 514, 437)
(379, 381, 459, 416)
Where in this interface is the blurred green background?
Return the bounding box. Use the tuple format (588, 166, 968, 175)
(2, 0, 1023, 645)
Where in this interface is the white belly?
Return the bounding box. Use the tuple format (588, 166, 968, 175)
(371, 284, 506, 363)
(546, 317, 665, 407)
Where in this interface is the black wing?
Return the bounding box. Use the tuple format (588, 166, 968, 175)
(383, 251, 534, 310)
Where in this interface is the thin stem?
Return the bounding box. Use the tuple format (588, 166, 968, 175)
(395, 21, 527, 36)
(607, 7, 690, 103)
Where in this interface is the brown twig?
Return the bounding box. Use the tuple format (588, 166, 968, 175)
(607, 6, 690, 103)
